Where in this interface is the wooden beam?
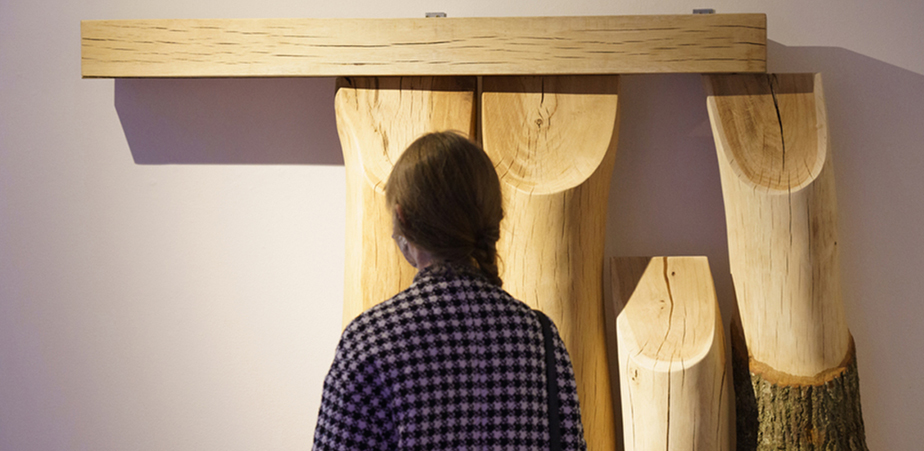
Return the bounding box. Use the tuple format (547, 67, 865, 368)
(81, 14, 766, 78)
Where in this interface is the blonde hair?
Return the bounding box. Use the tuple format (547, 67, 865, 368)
(386, 132, 504, 285)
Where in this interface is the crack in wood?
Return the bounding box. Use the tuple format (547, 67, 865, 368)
(767, 74, 787, 186)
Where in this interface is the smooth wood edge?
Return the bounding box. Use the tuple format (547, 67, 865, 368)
(730, 316, 854, 386)
(481, 75, 620, 195)
(611, 256, 730, 451)
(82, 14, 766, 78)
(703, 73, 827, 194)
(612, 256, 721, 368)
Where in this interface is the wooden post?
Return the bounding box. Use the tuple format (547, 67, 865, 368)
(334, 76, 476, 325)
(611, 257, 730, 451)
(705, 73, 867, 450)
(482, 75, 620, 451)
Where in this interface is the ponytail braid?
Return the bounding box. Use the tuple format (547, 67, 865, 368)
(471, 228, 502, 286)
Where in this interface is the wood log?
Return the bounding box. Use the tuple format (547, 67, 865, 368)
(80, 15, 767, 78)
(705, 73, 867, 449)
(482, 75, 620, 451)
(611, 257, 730, 451)
(731, 318, 868, 450)
(704, 73, 848, 376)
(334, 76, 476, 326)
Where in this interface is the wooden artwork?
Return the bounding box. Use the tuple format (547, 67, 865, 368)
(81, 15, 766, 78)
(77, 13, 872, 449)
(482, 75, 620, 451)
(705, 73, 867, 450)
(334, 76, 476, 325)
(611, 257, 730, 451)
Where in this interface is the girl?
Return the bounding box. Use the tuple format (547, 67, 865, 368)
(313, 131, 586, 450)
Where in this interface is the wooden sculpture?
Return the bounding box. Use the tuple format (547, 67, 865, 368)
(334, 76, 476, 324)
(611, 256, 730, 451)
(705, 73, 867, 450)
(79, 14, 774, 449)
(482, 75, 620, 451)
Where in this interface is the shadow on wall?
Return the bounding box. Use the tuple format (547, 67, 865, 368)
(767, 40, 924, 351)
(766, 40, 924, 448)
(114, 77, 344, 165)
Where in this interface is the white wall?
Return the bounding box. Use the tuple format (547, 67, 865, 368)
(2, 0, 922, 449)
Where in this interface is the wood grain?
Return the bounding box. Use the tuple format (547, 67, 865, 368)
(334, 76, 476, 326)
(704, 73, 850, 377)
(482, 75, 620, 451)
(611, 257, 730, 451)
(81, 15, 766, 78)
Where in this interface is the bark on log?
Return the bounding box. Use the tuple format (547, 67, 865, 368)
(611, 256, 730, 451)
(482, 75, 620, 451)
(731, 319, 868, 451)
(705, 73, 868, 450)
(334, 76, 476, 325)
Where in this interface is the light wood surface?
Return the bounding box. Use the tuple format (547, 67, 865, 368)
(611, 257, 730, 451)
(334, 76, 476, 326)
(482, 75, 620, 451)
(81, 15, 766, 78)
(704, 73, 850, 377)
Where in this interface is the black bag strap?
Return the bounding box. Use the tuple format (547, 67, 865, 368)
(535, 309, 562, 451)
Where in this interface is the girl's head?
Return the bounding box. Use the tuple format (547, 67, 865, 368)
(386, 131, 504, 285)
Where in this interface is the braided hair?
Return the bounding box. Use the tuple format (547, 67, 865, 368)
(385, 131, 504, 286)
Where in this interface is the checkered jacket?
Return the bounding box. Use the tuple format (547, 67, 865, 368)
(312, 263, 587, 450)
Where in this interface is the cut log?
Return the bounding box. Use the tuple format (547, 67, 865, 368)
(732, 318, 867, 450)
(705, 73, 867, 449)
(334, 76, 476, 326)
(611, 257, 730, 451)
(705, 73, 848, 376)
(482, 75, 620, 451)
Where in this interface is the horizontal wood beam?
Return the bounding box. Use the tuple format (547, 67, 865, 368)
(81, 14, 766, 78)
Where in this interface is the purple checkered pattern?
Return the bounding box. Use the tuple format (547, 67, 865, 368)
(313, 263, 586, 450)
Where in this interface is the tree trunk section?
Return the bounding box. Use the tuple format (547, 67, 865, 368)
(482, 75, 620, 451)
(705, 73, 867, 449)
(611, 256, 731, 451)
(732, 319, 867, 451)
(704, 73, 849, 376)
